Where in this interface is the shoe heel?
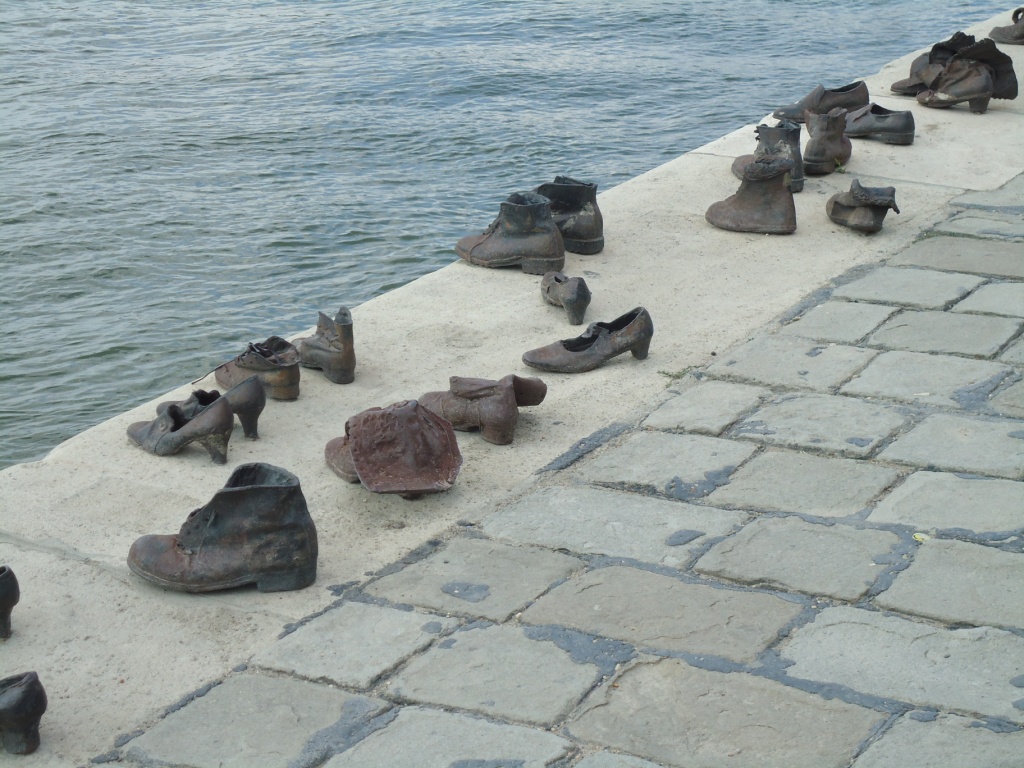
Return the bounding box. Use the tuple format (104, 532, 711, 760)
(521, 255, 565, 276)
(631, 338, 651, 360)
(236, 410, 261, 440)
(256, 564, 316, 592)
(0, 615, 11, 640)
(1, 724, 41, 755)
(563, 236, 604, 255)
(968, 96, 990, 114)
(480, 422, 515, 446)
(199, 431, 230, 464)
(321, 364, 355, 385)
(879, 132, 915, 145)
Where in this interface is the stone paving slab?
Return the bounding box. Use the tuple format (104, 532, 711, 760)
(694, 516, 901, 601)
(991, 378, 1024, 418)
(386, 624, 600, 726)
(521, 565, 803, 663)
(364, 537, 582, 622)
(577, 752, 666, 768)
(777, 301, 898, 343)
(876, 539, 1024, 629)
(1003, 337, 1024, 364)
(482, 485, 747, 568)
(952, 173, 1024, 212)
(124, 674, 388, 768)
(642, 380, 769, 434)
(869, 471, 1024, 533)
(851, 712, 1024, 768)
(323, 706, 572, 767)
(732, 393, 907, 457)
(839, 350, 1014, 409)
(574, 431, 757, 498)
(951, 281, 1024, 317)
(867, 309, 1022, 357)
(706, 449, 899, 517)
(934, 211, 1024, 241)
(781, 606, 1024, 724)
(830, 266, 985, 309)
(878, 413, 1024, 480)
(568, 658, 885, 768)
(250, 602, 458, 689)
(889, 236, 1024, 280)
(705, 336, 877, 391)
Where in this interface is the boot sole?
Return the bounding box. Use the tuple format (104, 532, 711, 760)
(128, 560, 316, 593)
(563, 236, 604, 255)
(802, 160, 838, 175)
(849, 132, 914, 145)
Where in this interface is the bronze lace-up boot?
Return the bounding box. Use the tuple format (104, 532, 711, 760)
(730, 120, 804, 193)
(215, 336, 300, 401)
(296, 306, 356, 384)
(705, 155, 796, 234)
(456, 191, 565, 275)
(827, 179, 900, 234)
(532, 176, 604, 254)
(127, 463, 318, 592)
(420, 374, 547, 445)
(802, 108, 852, 175)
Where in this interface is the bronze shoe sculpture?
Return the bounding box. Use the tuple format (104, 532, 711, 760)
(127, 396, 233, 464)
(456, 191, 565, 275)
(541, 271, 592, 325)
(827, 179, 900, 234)
(420, 374, 547, 445)
(522, 307, 653, 373)
(532, 176, 604, 254)
(891, 32, 976, 95)
(772, 80, 868, 122)
(991, 7, 1024, 45)
(127, 463, 318, 592)
(706, 155, 796, 234)
(844, 103, 915, 145)
(917, 38, 1018, 113)
(157, 375, 266, 440)
(802, 108, 852, 175)
(296, 306, 356, 384)
(0, 566, 18, 640)
(215, 336, 300, 401)
(731, 120, 804, 193)
(324, 400, 462, 499)
(0, 672, 46, 755)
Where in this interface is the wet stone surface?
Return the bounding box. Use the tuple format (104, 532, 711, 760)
(830, 266, 985, 309)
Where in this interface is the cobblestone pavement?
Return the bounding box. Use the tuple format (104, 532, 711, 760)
(112, 192, 1023, 767)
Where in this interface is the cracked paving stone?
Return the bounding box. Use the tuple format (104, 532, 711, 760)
(869, 470, 1024, 533)
(831, 266, 985, 309)
(781, 606, 1024, 724)
(694, 516, 900, 601)
(732, 393, 906, 457)
(323, 706, 571, 767)
(890, 236, 1024, 280)
(576, 752, 667, 768)
(250, 602, 458, 689)
(990, 378, 1024, 419)
(364, 537, 582, 622)
(1002, 337, 1024, 365)
(935, 211, 1024, 241)
(706, 449, 899, 517)
(867, 310, 1021, 357)
(705, 335, 877, 391)
(878, 413, 1024, 479)
(521, 565, 802, 663)
(777, 300, 899, 344)
(482, 485, 747, 568)
(951, 281, 1024, 318)
(876, 539, 1024, 629)
(568, 658, 884, 768)
(386, 624, 600, 726)
(642, 380, 769, 435)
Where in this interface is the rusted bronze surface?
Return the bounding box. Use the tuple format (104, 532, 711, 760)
(532, 176, 604, 254)
(826, 179, 900, 234)
(731, 120, 804, 193)
(455, 191, 565, 275)
(215, 336, 300, 400)
(297, 306, 356, 384)
(420, 374, 547, 445)
(802, 108, 852, 175)
(916, 38, 1018, 113)
(706, 155, 796, 234)
(522, 307, 654, 373)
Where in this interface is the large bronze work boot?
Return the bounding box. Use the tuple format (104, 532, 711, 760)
(772, 80, 868, 122)
(991, 7, 1024, 45)
(127, 463, 318, 593)
(532, 176, 604, 254)
(705, 156, 796, 234)
(826, 179, 900, 234)
(730, 120, 804, 192)
(0, 672, 47, 755)
(296, 306, 356, 384)
(456, 191, 565, 275)
(891, 32, 976, 95)
(215, 336, 300, 401)
(802, 108, 852, 175)
(0, 566, 18, 640)
(420, 374, 547, 445)
(127, 396, 234, 464)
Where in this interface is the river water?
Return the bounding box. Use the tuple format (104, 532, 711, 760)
(0, 1, 1010, 468)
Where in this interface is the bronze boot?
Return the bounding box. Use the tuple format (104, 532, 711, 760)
(826, 179, 900, 234)
(127, 463, 318, 593)
(991, 7, 1024, 45)
(455, 192, 565, 275)
(891, 32, 976, 95)
(0, 566, 18, 640)
(705, 156, 796, 234)
(127, 397, 234, 464)
(917, 39, 1017, 113)
(156, 375, 266, 439)
(296, 306, 356, 384)
(532, 176, 604, 254)
(541, 271, 592, 325)
(802, 108, 852, 175)
(730, 120, 804, 192)
(420, 374, 547, 445)
(0, 672, 46, 755)
(215, 336, 300, 401)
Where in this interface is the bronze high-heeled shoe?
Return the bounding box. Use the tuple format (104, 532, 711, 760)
(522, 307, 654, 373)
(420, 374, 547, 445)
(541, 272, 592, 325)
(0, 566, 18, 640)
(127, 396, 233, 464)
(156, 375, 266, 439)
(0, 672, 47, 755)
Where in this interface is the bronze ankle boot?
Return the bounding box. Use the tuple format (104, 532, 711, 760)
(917, 38, 1017, 113)
(0, 567, 18, 640)
(827, 179, 900, 234)
(420, 374, 547, 445)
(731, 120, 804, 192)
(0, 672, 46, 755)
(127, 397, 234, 464)
(532, 176, 604, 254)
(456, 192, 565, 275)
(215, 336, 300, 401)
(296, 306, 356, 384)
(127, 463, 318, 592)
(991, 8, 1024, 45)
(156, 375, 266, 439)
(705, 156, 796, 234)
(541, 271, 592, 325)
(802, 108, 852, 175)
(891, 32, 976, 95)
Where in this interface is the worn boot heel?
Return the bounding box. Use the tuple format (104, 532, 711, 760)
(562, 235, 604, 255)
(257, 564, 316, 593)
(968, 96, 990, 113)
(321, 363, 355, 385)
(521, 255, 565, 276)
(631, 339, 651, 360)
(1, 722, 40, 755)
(236, 410, 261, 440)
(480, 422, 516, 446)
(199, 431, 231, 464)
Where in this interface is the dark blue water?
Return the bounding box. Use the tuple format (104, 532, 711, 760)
(0, 0, 1010, 468)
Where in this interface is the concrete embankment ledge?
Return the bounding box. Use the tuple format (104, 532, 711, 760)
(1, 10, 1022, 766)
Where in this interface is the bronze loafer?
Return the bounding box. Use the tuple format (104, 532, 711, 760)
(522, 307, 653, 373)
